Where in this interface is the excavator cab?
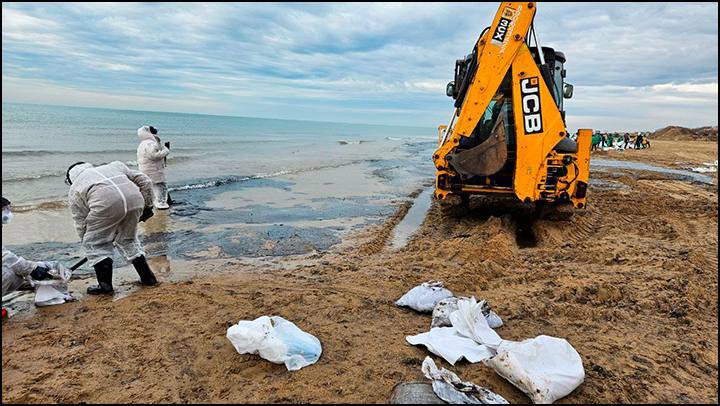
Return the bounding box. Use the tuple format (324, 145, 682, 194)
(433, 2, 591, 210)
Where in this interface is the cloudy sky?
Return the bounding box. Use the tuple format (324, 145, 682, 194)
(2, 2, 718, 131)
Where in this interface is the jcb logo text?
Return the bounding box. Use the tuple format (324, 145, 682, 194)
(520, 77, 543, 135)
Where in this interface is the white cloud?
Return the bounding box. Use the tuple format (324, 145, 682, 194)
(1, 8, 58, 31)
(567, 81, 719, 131)
(1, 76, 225, 113)
(1, 2, 717, 128)
(87, 61, 136, 72)
(651, 82, 718, 95)
(403, 80, 446, 93)
(2, 8, 63, 48)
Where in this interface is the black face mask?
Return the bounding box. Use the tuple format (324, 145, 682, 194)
(65, 162, 86, 186)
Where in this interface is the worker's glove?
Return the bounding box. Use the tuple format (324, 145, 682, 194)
(35, 261, 52, 270)
(34, 261, 68, 280)
(164, 141, 170, 149)
(30, 266, 51, 281)
(139, 206, 154, 222)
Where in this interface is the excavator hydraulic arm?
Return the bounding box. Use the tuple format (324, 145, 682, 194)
(433, 2, 591, 209)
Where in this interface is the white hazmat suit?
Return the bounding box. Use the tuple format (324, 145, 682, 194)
(2, 249, 68, 298)
(68, 162, 154, 267)
(137, 125, 170, 209)
(2, 246, 37, 297)
(3, 200, 66, 298)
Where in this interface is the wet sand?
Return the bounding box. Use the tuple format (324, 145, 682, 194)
(2, 140, 718, 403)
(1, 158, 426, 284)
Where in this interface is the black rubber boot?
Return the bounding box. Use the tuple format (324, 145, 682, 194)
(132, 255, 158, 286)
(87, 258, 114, 295)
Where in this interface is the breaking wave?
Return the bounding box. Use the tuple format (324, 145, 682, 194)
(337, 140, 373, 145)
(168, 171, 293, 192)
(4, 157, 195, 183)
(11, 200, 69, 213)
(4, 146, 197, 158)
(3, 170, 68, 184)
(3, 148, 134, 157)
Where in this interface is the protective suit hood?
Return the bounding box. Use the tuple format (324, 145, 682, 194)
(68, 163, 94, 185)
(136, 126, 169, 184)
(137, 126, 158, 142)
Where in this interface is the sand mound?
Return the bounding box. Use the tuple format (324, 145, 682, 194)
(652, 125, 718, 141)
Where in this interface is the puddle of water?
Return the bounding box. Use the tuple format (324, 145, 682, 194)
(389, 187, 434, 250)
(591, 159, 714, 184)
(589, 178, 631, 191)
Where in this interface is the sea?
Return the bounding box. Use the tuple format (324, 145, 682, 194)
(2, 103, 437, 276)
(2, 103, 435, 207)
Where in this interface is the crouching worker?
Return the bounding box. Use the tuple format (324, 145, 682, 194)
(137, 125, 171, 210)
(66, 161, 158, 295)
(2, 197, 64, 297)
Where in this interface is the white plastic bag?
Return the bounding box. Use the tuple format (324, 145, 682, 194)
(31, 264, 75, 307)
(431, 297, 503, 329)
(407, 298, 502, 365)
(34, 284, 75, 306)
(406, 327, 495, 365)
(421, 356, 508, 404)
(450, 297, 503, 349)
(396, 281, 453, 313)
(226, 316, 322, 371)
(485, 335, 585, 404)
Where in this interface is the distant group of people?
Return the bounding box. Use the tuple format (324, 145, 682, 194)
(590, 131, 651, 151)
(3, 125, 172, 306)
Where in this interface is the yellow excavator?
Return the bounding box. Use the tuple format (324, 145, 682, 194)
(433, 1, 591, 212)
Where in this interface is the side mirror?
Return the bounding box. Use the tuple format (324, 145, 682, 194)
(446, 81, 455, 98)
(563, 83, 574, 99)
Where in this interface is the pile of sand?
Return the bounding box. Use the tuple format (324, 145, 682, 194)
(652, 125, 718, 141)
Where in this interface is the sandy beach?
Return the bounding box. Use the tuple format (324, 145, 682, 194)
(3, 1, 718, 404)
(2, 139, 717, 403)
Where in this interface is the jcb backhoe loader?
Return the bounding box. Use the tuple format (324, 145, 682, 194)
(433, 1, 591, 211)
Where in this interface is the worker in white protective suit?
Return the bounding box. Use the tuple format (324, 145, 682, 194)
(2, 197, 63, 297)
(137, 125, 171, 210)
(66, 161, 158, 295)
